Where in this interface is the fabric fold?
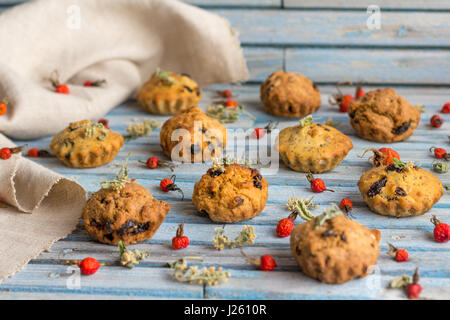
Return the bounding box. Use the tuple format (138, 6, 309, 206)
(0, 135, 87, 282)
(0, 0, 249, 140)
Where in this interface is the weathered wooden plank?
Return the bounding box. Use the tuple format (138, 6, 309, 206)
(244, 47, 284, 82)
(284, 0, 450, 10)
(210, 9, 450, 47)
(286, 48, 450, 84)
(184, 0, 282, 7)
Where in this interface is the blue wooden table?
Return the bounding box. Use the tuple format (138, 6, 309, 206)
(0, 0, 449, 300)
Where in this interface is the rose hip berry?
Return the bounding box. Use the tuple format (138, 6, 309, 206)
(146, 157, 159, 169)
(260, 255, 277, 271)
(430, 115, 443, 128)
(55, 84, 70, 94)
(355, 84, 365, 99)
(276, 213, 296, 238)
(441, 103, 450, 114)
(340, 198, 353, 213)
(407, 268, 422, 299)
(172, 222, 189, 250)
(254, 128, 265, 139)
(388, 243, 409, 262)
(339, 94, 354, 113)
(0, 148, 12, 160)
(306, 173, 334, 193)
(160, 175, 184, 200)
(429, 147, 449, 160)
(98, 118, 109, 128)
(0, 99, 8, 116)
(28, 148, 40, 158)
(225, 100, 238, 108)
(85, 79, 107, 87)
(221, 89, 233, 98)
(431, 215, 449, 243)
(79, 257, 102, 275)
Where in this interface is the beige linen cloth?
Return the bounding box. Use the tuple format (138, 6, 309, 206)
(0, 0, 248, 282)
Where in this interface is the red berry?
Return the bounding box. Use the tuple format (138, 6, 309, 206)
(0, 102, 7, 116)
(160, 178, 173, 192)
(172, 222, 189, 250)
(146, 157, 159, 169)
(0, 148, 12, 160)
(395, 249, 409, 262)
(225, 100, 238, 108)
(56, 84, 69, 94)
(378, 147, 400, 165)
(430, 115, 443, 128)
(222, 89, 233, 98)
(79, 257, 101, 275)
(84, 81, 92, 87)
(355, 88, 365, 99)
(260, 255, 277, 271)
(441, 102, 450, 114)
(306, 173, 333, 193)
(339, 198, 353, 213)
(98, 118, 109, 128)
(339, 94, 354, 112)
(276, 217, 295, 238)
(431, 215, 449, 243)
(408, 283, 422, 299)
(254, 128, 264, 139)
(28, 148, 40, 158)
(429, 147, 448, 160)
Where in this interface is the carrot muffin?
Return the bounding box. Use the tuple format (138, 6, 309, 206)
(136, 68, 201, 115)
(83, 182, 170, 245)
(347, 88, 420, 142)
(260, 71, 321, 118)
(50, 120, 124, 168)
(358, 160, 443, 217)
(290, 205, 381, 284)
(278, 117, 353, 173)
(192, 162, 268, 223)
(160, 106, 227, 162)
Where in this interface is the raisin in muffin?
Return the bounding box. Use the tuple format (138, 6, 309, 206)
(136, 68, 201, 115)
(358, 161, 443, 217)
(83, 182, 170, 245)
(260, 71, 321, 118)
(192, 163, 268, 223)
(278, 119, 353, 173)
(160, 106, 227, 163)
(50, 120, 124, 168)
(347, 88, 420, 142)
(290, 208, 380, 284)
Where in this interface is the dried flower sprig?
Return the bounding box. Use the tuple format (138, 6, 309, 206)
(123, 119, 159, 142)
(299, 115, 314, 128)
(155, 68, 177, 85)
(212, 226, 256, 251)
(206, 104, 255, 124)
(84, 122, 109, 140)
(100, 154, 132, 191)
(432, 161, 448, 173)
(389, 275, 411, 289)
(169, 258, 230, 286)
(323, 118, 340, 128)
(286, 197, 319, 222)
(314, 204, 344, 228)
(392, 158, 408, 171)
(118, 240, 149, 269)
(414, 104, 425, 113)
(212, 157, 262, 172)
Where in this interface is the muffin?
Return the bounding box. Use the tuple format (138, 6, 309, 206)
(358, 160, 443, 217)
(278, 118, 353, 173)
(83, 182, 170, 245)
(136, 68, 201, 115)
(50, 120, 124, 168)
(260, 71, 321, 118)
(160, 106, 227, 162)
(347, 88, 420, 142)
(290, 207, 381, 284)
(192, 162, 268, 223)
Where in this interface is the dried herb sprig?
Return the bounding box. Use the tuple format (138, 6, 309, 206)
(286, 197, 319, 222)
(118, 240, 149, 269)
(84, 122, 108, 140)
(212, 157, 262, 172)
(299, 115, 314, 128)
(414, 104, 425, 113)
(169, 258, 231, 286)
(155, 68, 177, 85)
(392, 158, 408, 171)
(389, 275, 411, 289)
(100, 154, 132, 191)
(206, 104, 255, 124)
(323, 118, 340, 128)
(212, 226, 256, 251)
(432, 161, 448, 173)
(314, 204, 344, 228)
(123, 119, 159, 142)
